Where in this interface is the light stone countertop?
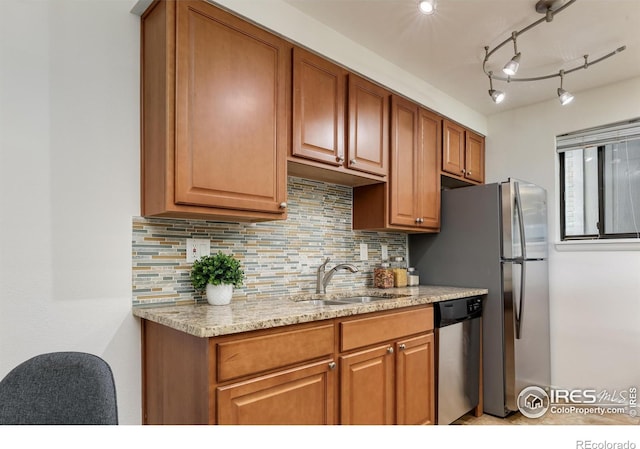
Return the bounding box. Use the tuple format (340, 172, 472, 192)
(132, 285, 488, 338)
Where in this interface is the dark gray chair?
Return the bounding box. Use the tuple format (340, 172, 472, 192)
(0, 351, 118, 424)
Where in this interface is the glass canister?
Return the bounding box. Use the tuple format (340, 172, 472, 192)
(374, 262, 394, 289)
(392, 257, 407, 288)
(407, 267, 420, 286)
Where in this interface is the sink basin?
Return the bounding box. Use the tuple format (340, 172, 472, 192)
(309, 299, 353, 306)
(309, 295, 406, 306)
(337, 296, 392, 303)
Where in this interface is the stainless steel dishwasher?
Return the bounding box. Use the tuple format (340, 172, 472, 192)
(434, 296, 483, 424)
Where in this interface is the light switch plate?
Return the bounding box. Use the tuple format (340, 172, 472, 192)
(186, 238, 210, 263)
(359, 243, 368, 261)
(381, 244, 388, 260)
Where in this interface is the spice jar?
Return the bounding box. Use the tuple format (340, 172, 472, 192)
(374, 262, 394, 289)
(392, 257, 407, 288)
(407, 267, 420, 286)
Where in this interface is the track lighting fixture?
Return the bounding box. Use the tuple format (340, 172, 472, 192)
(502, 32, 521, 76)
(482, 0, 626, 106)
(488, 72, 505, 104)
(557, 70, 574, 105)
(417, 0, 437, 15)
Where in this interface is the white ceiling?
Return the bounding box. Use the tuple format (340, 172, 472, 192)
(284, 0, 640, 116)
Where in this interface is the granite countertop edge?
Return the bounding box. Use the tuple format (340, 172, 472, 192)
(132, 285, 488, 338)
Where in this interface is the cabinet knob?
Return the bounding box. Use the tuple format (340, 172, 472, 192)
(328, 361, 336, 370)
(415, 218, 424, 224)
(279, 202, 287, 209)
(387, 347, 394, 354)
(399, 343, 406, 351)
(467, 171, 472, 176)
(349, 159, 357, 165)
(415, 218, 421, 223)
(461, 169, 466, 174)
(336, 156, 345, 163)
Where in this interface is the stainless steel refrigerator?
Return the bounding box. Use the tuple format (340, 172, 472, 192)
(408, 179, 551, 417)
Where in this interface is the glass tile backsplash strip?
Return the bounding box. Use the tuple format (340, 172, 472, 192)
(132, 177, 407, 306)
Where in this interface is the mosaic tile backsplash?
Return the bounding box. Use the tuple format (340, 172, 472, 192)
(132, 177, 408, 306)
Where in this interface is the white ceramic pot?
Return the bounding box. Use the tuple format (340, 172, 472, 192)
(206, 284, 233, 306)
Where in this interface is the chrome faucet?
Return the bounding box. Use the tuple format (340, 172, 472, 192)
(316, 258, 359, 294)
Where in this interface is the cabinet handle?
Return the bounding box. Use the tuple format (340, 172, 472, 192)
(399, 343, 406, 351)
(387, 347, 394, 354)
(279, 202, 287, 209)
(349, 159, 357, 165)
(336, 156, 345, 163)
(328, 361, 336, 370)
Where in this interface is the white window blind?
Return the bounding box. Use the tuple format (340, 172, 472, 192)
(556, 118, 640, 153)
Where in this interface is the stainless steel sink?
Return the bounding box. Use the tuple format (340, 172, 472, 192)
(309, 295, 405, 306)
(309, 299, 353, 306)
(337, 295, 392, 303)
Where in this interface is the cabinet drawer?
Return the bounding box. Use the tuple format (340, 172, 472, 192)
(217, 324, 334, 382)
(340, 307, 433, 352)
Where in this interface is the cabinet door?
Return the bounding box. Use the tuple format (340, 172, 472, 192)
(340, 345, 394, 425)
(293, 47, 345, 166)
(417, 108, 441, 229)
(347, 74, 389, 177)
(389, 95, 419, 228)
(217, 359, 336, 425)
(442, 119, 465, 177)
(465, 131, 485, 183)
(174, 1, 288, 214)
(395, 333, 435, 425)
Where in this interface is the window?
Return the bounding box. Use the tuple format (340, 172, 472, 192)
(558, 119, 640, 240)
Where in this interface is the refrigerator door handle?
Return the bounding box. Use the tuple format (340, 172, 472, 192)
(515, 260, 526, 340)
(513, 181, 528, 260)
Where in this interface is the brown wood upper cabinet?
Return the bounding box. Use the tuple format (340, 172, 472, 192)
(141, 0, 289, 222)
(352, 95, 441, 232)
(442, 119, 485, 185)
(291, 47, 389, 185)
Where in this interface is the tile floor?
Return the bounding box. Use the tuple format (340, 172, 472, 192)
(455, 411, 639, 425)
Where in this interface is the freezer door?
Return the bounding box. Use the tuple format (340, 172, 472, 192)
(503, 259, 551, 412)
(501, 179, 548, 260)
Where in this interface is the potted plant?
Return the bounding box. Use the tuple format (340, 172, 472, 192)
(190, 251, 244, 305)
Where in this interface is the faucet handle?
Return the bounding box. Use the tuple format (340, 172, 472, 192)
(318, 257, 330, 273)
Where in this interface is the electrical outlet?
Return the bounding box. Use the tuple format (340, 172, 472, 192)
(186, 238, 210, 263)
(359, 243, 368, 261)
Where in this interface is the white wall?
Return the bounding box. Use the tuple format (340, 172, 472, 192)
(0, 0, 141, 423)
(487, 77, 640, 391)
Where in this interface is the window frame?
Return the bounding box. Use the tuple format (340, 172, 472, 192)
(559, 141, 640, 241)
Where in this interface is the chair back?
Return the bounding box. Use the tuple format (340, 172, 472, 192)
(0, 351, 118, 424)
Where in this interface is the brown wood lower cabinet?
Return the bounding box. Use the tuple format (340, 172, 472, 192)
(395, 334, 435, 425)
(217, 359, 336, 425)
(141, 305, 434, 425)
(338, 309, 435, 425)
(340, 344, 395, 425)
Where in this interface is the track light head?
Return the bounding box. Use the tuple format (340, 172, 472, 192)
(417, 0, 437, 15)
(557, 88, 574, 105)
(503, 53, 521, 76)
(489, 89, 506, 104)
(487, 72, 505, 104)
